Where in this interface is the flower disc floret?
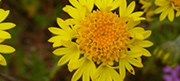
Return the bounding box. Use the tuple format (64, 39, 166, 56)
(77, 10, 129, 63)
(171, 0, 180, 7)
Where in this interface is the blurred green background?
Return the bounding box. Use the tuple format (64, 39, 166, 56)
(0, 0, 180, 81)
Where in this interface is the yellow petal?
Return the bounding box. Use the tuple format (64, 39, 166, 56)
(93, 64, 103, 79)
(98, 70, 105, 81)
(130, 27, 152, 40)
(71, 58, 94, 81)
(53, 48, 70, 56)
(124, 61, 135, 75)
(83, 66, 90, 81)
(136, 57, 142, 63)
(126, 57, 143, 68)
(72, 67, 84, 81)
(0, 9, 9, 23)
(52, 41, 62, 48)
(160, 9, 169, 21)
(168, 8, 174, 22)
(48, 27, 67, 35)
(0, 54, 7, 66)
(134, 40, 153, 47)
(95, 0, 103, 10)
(155, 0, 170, 6)
(0, 30, 11, 39)
(142, 48, 151, 57)
(154, 6, 168, 14)
(127, 20, 140, 29)
(78, 6, 86, 20)
(57, 54, 72, 66)
(134, 17, 146, 21)
(126, 1, 135, 16)
(110, 0, 120, 11)
(68, 57, 86, 72)
(56, 42, 79, 66)
(105, 72, 112, 81)
(56, 18, 71, 31)
(119, 0, 127, 17)
(89, 61, 96, 79)
(130, 12, 144, 18)
(63, 5, 81, 21)
(134, 33, 144, 40)
(102, 0, 109, 8)
(0, 39, 5, 43)
(79, 0, 86, 5)
(0, 23, 16, 30)
(69, 0, 81, 9)
(48, 36, 61, 43)
(119, 59, 126, 79)
(86, 0, 94, 12)
(0, 44, 15, 53)
(130, 27, 144, 33)
(61, 40, 78, 48)
(107, 66, 122, 81)
(142, 30, 152, 39)
(126, 46, 143, 57)
(69, 52, 80, 64)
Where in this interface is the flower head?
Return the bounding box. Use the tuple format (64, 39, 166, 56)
(140, 0, 152, 12)
(0, 3, 16, 66)
(139, 0, 155, 22)
(155, 0, 180, 21)
(49, 0, 153, 80)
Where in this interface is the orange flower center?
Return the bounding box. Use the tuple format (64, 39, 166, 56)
(171, 0, 180, 7)
(76, 10, 130, 63)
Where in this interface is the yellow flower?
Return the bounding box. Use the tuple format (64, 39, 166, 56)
(155, 0, 180, 21)
(140, 0, 152, 12)
(140, 0, 155, 22)
(49, 0, 153, 81)
(139, 0, 154, 22)
(0, 8, 16, 66)
(146, 10, 155, 22)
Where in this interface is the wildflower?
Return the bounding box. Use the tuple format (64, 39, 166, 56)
(140, 0, 152, 12)
(49, 0, 153, 80)
(155, 0, 180, 21)
(146, 10, 155, 21)
(140, 0, 155, 22)
(163, 65, 180, 81)
(0, 4, 16, 66)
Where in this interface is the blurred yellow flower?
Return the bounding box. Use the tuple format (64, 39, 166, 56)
(140, 0, 155, 22)
(0, 8, 16, 66)
(155, 0, 180, 21)
(146, 10, 155, 21)
(49, 0, 153, 81)
(140, 0, 152, 12)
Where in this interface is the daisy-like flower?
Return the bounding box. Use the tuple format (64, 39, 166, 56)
(155, 0, 180, 22)
(140, 0, 152, 12)
(0, 5, 16, 66)
(146, 10, 155, 21)
(140, 0, 155, 22)
(49, 0, 153, 81)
